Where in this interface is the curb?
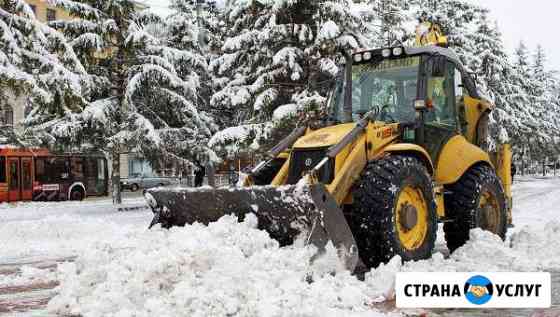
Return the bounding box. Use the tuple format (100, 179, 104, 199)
(117, 205, 149, 212)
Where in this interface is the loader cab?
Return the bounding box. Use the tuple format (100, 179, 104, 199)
(329, 46, 482, 160)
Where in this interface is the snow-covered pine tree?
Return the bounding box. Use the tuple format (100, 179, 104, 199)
(124, 19, 218, 171)
(49, 0, 216, 202)
(459, 12, 526, 151)
(208, 0, 369, 157)
(368, 0, 409, 47)
(47, 0, 140, 203)
(167, 0, 224, 113)
(0, 0, 91, 145)
(529, 45, 560, 161)
(510, 41, 550, 163)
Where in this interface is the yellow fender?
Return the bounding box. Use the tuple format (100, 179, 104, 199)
(435, 135, 492, 185)
(384, 143, 434, 175)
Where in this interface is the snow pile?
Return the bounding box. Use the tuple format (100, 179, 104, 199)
(361, 224, 560, 303)
(47, 215, 390, 317)
(509, 222, 560, 270)
(46, 213, 560, 317)
(398, 225, 560, 273)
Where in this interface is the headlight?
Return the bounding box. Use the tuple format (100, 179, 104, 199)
(353, 53, 363, 62)
(363, 52, 372, 61)
(381, 48, 391, 58)
(393, 47, 403, 56)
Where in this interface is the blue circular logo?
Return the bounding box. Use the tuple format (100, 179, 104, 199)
(464, 275, 494, 305)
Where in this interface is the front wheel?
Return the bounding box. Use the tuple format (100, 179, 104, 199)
(443, 165, 508, 253)
(70, 189, 84, 201)
(350, 156, 438, 268)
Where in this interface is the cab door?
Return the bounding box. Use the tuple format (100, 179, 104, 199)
(7, 157, 20, 202)
(21, 157, 33, 201)
(421, 58, 460, 161)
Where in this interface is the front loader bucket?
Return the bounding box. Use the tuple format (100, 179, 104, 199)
(145, 184, 359, 271)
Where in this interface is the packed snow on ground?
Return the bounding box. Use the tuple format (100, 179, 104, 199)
(0, 199, 147, 262)
(1, 176, 559, 317)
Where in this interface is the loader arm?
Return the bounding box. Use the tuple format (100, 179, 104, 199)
(326, 134, 368, 205)
(302, 111, 378, 205)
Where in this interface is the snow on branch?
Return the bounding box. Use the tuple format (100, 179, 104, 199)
(47, 0, 104, 21)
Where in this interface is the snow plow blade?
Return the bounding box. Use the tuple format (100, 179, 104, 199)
(145, 184, 359, 271)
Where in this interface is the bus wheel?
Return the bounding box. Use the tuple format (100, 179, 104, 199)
(71, 189, 85, 201)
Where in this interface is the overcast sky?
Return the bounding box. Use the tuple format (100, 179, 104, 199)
(148, 0, 559, 71)
(465, 0, 559, 71)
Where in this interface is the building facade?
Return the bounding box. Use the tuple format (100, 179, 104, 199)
(26, 0, 72, 23)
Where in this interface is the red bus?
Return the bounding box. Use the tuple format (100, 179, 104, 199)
(0, 147, 108, 203)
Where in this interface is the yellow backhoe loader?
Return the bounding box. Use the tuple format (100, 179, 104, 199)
(145, 23, 512, 272)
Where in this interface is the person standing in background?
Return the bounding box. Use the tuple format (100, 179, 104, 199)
(194, 160, 205, 187)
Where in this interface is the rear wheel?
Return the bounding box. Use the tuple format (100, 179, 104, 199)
(350, 156, 437, 268)
(443, 165, 507, 252)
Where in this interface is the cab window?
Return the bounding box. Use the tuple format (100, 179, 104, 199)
(425, 60, 457, 128)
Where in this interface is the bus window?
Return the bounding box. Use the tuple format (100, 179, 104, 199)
(84, 158, 98, 195)
(36, 157, 70, 183)
(9, 160, 19, 190)
(22, 160, 32, 190)
(0, 156, 5, 183)
(98, 158, 105, 180)
(71, 157, 85, 179)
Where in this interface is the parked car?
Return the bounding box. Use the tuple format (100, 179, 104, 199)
(121, 174, 179, 192)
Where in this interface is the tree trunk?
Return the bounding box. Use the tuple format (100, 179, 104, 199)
(112, 150, 122, 204)
(520, 149, 525, 176)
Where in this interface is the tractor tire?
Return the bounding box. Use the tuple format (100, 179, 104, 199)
(350, 155, 438, 268)
(443, 165, 508, 253)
